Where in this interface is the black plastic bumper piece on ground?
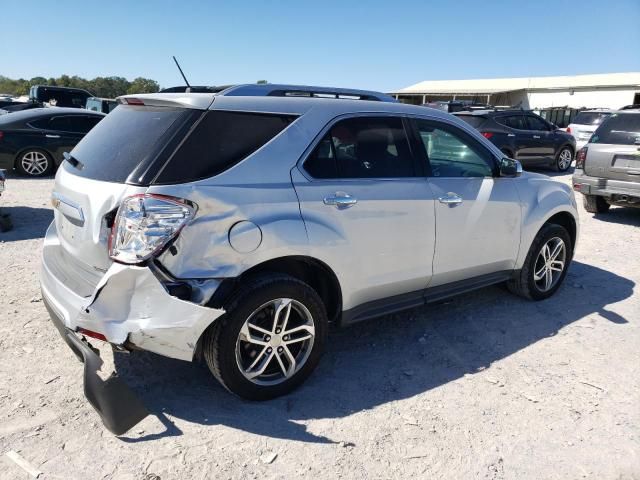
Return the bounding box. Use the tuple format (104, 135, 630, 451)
(43, 297, 149, 435)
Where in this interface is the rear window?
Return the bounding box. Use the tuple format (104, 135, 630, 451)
(573, 112, 611, 126)
(590, 113, 640, 145)
(154, 111, 297, 184)
(65, 105, 194, 183)
(455, 115, 486, 128)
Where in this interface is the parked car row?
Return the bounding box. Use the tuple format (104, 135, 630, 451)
(454, 109, 576, 171)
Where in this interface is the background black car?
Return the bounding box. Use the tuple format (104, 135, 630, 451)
(455, 109, 576, 171)
(0, 108, 104, 176)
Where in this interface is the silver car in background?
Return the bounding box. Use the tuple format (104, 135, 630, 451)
(573, 109, 640, 212)
(40, 84, 579, 434)
(566, 109, 613, 151)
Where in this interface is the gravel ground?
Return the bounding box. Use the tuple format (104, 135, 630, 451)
(0, 171, 638, 480)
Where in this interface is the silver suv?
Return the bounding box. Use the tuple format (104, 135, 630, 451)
(40, 84, 579, 434)
(573, 110, 640, 212)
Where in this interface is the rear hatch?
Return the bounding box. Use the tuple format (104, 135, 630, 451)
(584, 112, 640, 182)
(51, 101, 204, 273)
(569, 111, 611, 142)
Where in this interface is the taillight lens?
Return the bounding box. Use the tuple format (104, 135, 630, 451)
(481, 132, 494, 139)
(575, 147, 588, 169)
(0, 131, 4, 141)
(109, 194, 196, 264)
(566, 127, 571, 134)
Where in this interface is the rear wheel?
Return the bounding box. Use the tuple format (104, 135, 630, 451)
(555, 147, 573, 172)
(508, 223, 572, 301)
(15, 149, 53, 177)
(203, 274, 328, 400)
(583, 194, 610, 213)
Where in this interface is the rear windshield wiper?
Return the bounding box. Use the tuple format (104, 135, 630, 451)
(63, 152, 84, 170)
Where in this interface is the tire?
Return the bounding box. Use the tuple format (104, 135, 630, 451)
(15, 149, 53, 177)
(203, 273, 328, 400)
(508, 223, 572, 301)
(554, 146, 573, 172)
(583, 194, 610, 213)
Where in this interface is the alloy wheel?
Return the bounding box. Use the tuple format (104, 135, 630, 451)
(533, 237, 566, 292)
(235, 298, 315, 386)
(20, 151, 49, 176)
(558, 149, 572, 170)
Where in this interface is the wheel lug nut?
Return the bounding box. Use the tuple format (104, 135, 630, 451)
(283, 335, 289, 341)
(276, 329, 281, 334)
(265, 336, 271, 341)
(278, 347, 283, 352)
(267, 348, 272, 353)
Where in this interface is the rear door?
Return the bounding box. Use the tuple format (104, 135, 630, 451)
(42, 116, 83, 163)
(495, 114, 536, 160)
(585, 112, 640, 181)
(292, 115, 436, 309)
(411, 117, 521, 286)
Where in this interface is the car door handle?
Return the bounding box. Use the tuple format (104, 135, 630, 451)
(46, 134, 60, 138)
(323, 192, 357, 209)
(533, 135, 541, 139)
(507, 133, 516, 137)
(438, 193, 463, 205)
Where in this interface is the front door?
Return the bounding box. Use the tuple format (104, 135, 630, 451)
(412, 117, 521, 286)
(525, 114, 556, 160)
(292, 115, 436, 310)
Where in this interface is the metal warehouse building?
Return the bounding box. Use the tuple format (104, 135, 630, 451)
(389, 72, 640, 110)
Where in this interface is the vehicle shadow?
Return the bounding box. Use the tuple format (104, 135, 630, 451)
(593, 207, 640, 227)
(113, 260, 633, 444)
(0, 206, 52, 241)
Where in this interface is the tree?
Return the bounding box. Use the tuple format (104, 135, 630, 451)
(127, 77, 160, 94)
(256, 80, 269, 84)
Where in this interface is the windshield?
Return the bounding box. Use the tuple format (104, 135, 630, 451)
(573, 112, 611, 126)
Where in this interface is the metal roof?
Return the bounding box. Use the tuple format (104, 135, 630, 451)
(391, 72, 640, 95)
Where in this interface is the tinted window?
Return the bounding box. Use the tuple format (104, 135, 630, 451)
(415, 119, 494, 177)
(526, 115, 551, 131)
(590, 113, 640, 145)
(497, 115, 527, 130)
(28, 118, 51, 129)
(65, 105, 194, 183)
(304, 117, 415, 179)
(156, 111, 296, 183)
(455, 115, 486, 128)
(67, 115, 102, 133)
(48, 116, 74, 131)
(573, 112, 611, 125)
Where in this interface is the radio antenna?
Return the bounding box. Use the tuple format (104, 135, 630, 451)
(172, 56, 191, 88)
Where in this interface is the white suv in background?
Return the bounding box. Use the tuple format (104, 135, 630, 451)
(567, 109, 613, 151)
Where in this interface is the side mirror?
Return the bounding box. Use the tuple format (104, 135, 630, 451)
(500, 157, 522, 177)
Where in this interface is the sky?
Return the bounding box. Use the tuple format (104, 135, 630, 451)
(2, 0, 639, 92)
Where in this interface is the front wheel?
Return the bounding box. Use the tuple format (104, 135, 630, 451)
(508, 223, 572, 301)
(203, 274, 328, 400)
(555, 147, 573, 172)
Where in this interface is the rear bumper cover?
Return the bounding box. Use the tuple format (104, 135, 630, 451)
(572, 171, 640, 199)
(43, 295, 148, 435)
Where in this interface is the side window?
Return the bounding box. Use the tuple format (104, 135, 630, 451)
(28, 118, 51, 129)
(304, 116, 416, 179)
(526, 115, 551, 131)
(68, 116, 101, 133)
(415, 119, 495, 178)
(497, 115, 527, 130)
(156, 111, 296, 183)
(47, 116, 73, 132)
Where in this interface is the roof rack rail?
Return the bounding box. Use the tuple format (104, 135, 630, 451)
(217, 84, 397, 102)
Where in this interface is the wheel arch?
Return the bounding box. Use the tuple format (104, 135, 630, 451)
(543, 211, 577, 251)
(208, 255, 343, 324)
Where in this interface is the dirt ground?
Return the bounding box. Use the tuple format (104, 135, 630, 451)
(0, 170, 638, 480)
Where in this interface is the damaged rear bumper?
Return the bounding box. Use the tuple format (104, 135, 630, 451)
(43, 295, 148, 435)
(39, 222, 226, 433)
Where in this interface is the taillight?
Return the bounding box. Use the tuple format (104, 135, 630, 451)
(566, 127, 571, 134)
(481, 132, 494, 139)
(0, 131, 4, 141)
(575, 147, 588, 169)
(108, 194, 196, 264)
